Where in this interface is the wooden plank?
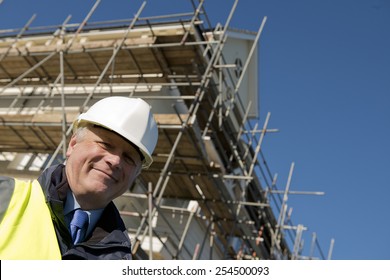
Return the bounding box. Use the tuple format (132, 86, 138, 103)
(0, 37, 156, 56)
(31, 112, 78, 123)
(154, 114, 188, 125)
(0, 112, 78, 123)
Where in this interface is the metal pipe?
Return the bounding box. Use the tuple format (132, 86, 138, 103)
(0, 52, 56, 94)
(269, 190, 325, 196)
(274, 162, 295, 244)
(44, 124, 73, 168)
(242, 129, 279, 134)
(309, 232, 317, 259)
(80, 1, 147, 112)
(221, 174, 253, 180)
(175, 204, 197, 258)
(180, 0, 204, 44)
(248, 112, 271, 176)
(327, 238, 335, 260)
(0, 14, 36, 63)
(0, 94, 198, 100)
(0, 122, 68, 127)
(148, 182, 153, 260)
(60, 51, 67, 158)
(65, 0, 101, 49)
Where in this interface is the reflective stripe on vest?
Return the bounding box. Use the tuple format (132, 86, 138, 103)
(0, 178, 61, 259)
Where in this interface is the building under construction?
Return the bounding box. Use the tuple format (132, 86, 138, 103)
(0, 0, 333, 260)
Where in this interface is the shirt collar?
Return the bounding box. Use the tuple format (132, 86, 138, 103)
(64, 190, 104, 237)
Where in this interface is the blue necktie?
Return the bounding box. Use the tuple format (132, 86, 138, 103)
(70, 209, 89, 244)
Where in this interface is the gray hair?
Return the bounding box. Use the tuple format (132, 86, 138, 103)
(73, 122, 92, 142)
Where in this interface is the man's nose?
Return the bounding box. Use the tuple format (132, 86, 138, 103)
(106, 151, 122, 167)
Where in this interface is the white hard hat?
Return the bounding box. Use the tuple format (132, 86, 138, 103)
(74, 96, 158, 169)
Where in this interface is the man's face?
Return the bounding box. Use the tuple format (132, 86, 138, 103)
(65, 125, 142, 210)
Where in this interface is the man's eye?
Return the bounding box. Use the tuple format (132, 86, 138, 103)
(99, 142, 111, 149)
(124, 154, 136, 165)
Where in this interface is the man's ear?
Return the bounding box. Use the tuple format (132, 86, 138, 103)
(66, 135, 77, 157)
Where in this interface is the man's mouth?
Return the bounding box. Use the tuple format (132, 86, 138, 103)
(93, 168, 118, 182)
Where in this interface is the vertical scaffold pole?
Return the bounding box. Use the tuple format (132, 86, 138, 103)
(148, 182, 153, 260)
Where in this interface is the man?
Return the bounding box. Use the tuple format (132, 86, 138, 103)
(0, 96, 158, 259)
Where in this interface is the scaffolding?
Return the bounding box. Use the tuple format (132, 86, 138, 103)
(0, 0, 333, 260)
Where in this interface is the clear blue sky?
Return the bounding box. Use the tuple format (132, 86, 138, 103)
(1, 0, 389, 260)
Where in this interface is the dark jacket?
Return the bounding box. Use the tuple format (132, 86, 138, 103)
(38, 164, 132, 260)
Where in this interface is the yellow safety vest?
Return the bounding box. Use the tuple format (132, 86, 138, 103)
(0, 178, 61, 259)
